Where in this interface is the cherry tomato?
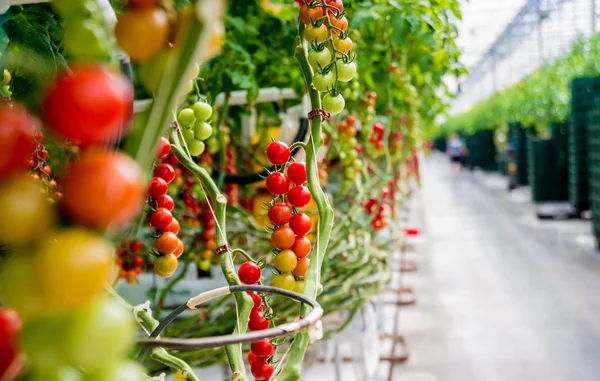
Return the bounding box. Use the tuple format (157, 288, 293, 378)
(291, 236, 312, 258)
(389, 62, 398, 72)
(274, 249, 298, 273)
(299, 4, 325, 24)
(312, 71, 335, 92)
(266, 172, 290, 195)
(156, 194, 175, 211)
(293, 257, 310, 278)
(287, 162, 307, 184)
(127, 0, 158, 8)
(61, 150, 144, 231)
(304, 23, 328, 44)
(153, 163, 175, 184)
(251, 359, 274, 380)
(289, 213, 312, 236)
(248, 351, 257, 366)
(65, 297, 135, 370)
(294, 280, 305, 294)
(251, 339, 274, 359)
(308, 48, 332, 69)
(43, 65, 133, 145)
(0, 176, 55, 245)
(247, 291, 262, 308)
(328, 14, 347, 35)
(37, 228, 113, 310)
(266, 142, 290, 165)
(192, 101, 213, 121)
(0, 308, 21, 377)
(156, 137, 171, 159)
(248, 310, 269, 331)
(271, 226, 295, 250)
(130, 241, 143, 253)
(173, 239, 184, 258)
(149, 207, 173, 230)
(288, 185, 311, 208)
(156, 231, 179, 254)
(338, 61, 357, 82)
(373, 123, 385, 134)
(166, 217, 180, 234)
(322, 93, 345, 114)
(148, 177, 168, 198)
(272, 273, 296, 291)
(332, 35, 352, 55)
(238, 262, 261, 285)
(268, 202, 292, 226)
(155, 254, 178, 277)
(0, 103, 39, 180)
(326, 0, 343, 14)
(115, 7, 168, 61)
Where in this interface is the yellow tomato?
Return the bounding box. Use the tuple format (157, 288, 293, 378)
(272, 273, 296, 291)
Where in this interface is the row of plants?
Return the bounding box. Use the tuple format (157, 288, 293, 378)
(0, 0, 463, 380)
(443, 34, 600, 136)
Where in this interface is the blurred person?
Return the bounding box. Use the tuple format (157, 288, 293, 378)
(446, 132, 466, 169)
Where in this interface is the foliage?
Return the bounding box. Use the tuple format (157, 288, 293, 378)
(444, 34, 600, 136)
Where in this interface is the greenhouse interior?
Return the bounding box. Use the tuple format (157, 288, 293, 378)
(2, 0, 600, 380)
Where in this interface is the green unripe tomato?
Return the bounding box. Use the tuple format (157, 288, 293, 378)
(178, 108, 196, 127)
(322, 93, 345, 114)
(62, 20, 106, 60)
(353, 159, 363, 170)
(182, 128, 195, 144)
(188, 139, 205, 156)
(338, 62, 357, 82)
(194, 122, 213, 140)
(308, 48, 332, 69)
(192, 101, 213, 121)
(312, 71, 335, 92)
(348, 137, 358, 147)
(199, 260, 211, 271)
(344, 167, 356, 179)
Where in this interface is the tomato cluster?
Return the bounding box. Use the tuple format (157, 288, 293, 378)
(369, 122, 386, 153)
(147, 138, 185, 278)
(336, 115, 363, 193)
(265, 142, 312, 292)
(246, 293, 275, 380)
(365, 188, 390, 230)
(177, 101, 214, 156)
(300, 0, 356, 114)
(116, 240, 145, 284)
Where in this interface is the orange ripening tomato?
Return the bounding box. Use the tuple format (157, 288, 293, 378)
(115, 7, 169, 62)
(61, 150, 145, 231)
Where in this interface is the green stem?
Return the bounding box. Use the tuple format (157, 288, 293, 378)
(150, 348, 200, 381)
(278, 24, 335, 381)
(169, 128, 251, 381)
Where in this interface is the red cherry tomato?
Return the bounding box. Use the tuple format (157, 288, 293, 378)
(266, 142, 291, 165)
(238, 262, 261, 285)
(248, 310, 269, 331)
(173, 239, 184, 258)
(156, 194, 174, 211)
(247, 291, 262, 308)
(43, 64, 133, 145)
(130, 240, 143, 253)
(166, 217, 180, 234)
(0, 103, 39, 180)
(346, 115, 356, 126)
(291, 236, 311, 258)
(325, 0, 343, 14)
(248, 351, 257, 366)
(265, 172, 290, 195)
(287, 162, 307, 185)
(251, 339, 274, 359)
(288, 185, 311, 208)
(0, 308, 22, 377)
(149, 207, 173, 230)
(61, 150, 144, 230)
(251, 359, 274, 380)
(153, 163, 175, 184)
(156, 137, 171, 159)
(268, 202, 292, 226)
(148, 177, 168, 198)
(289, 213, 312, 236)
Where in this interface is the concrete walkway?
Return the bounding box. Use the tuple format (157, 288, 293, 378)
(393, 155, 600, 381)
